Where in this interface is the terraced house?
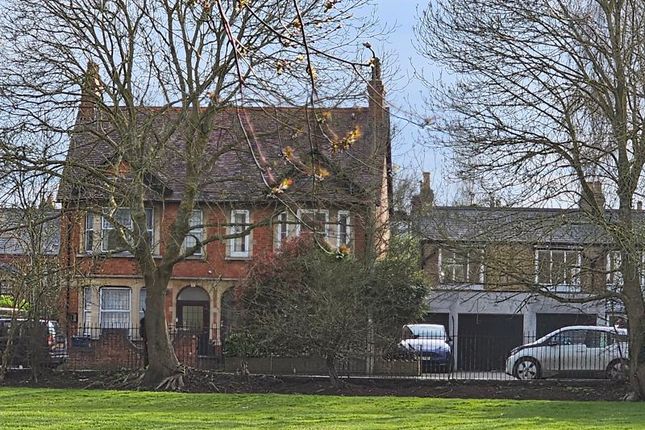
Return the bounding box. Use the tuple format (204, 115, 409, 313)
(412, 174, 627, 371)
(57, 63, 391, 357)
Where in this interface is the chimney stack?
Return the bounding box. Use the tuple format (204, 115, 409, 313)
(579, 180, 605, 212)
(411, 171, 434, 213)
(367, 57, 385, 122)
(78, 61, 101, 123)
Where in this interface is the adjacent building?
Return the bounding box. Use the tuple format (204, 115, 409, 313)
(413, 173, 626, 370)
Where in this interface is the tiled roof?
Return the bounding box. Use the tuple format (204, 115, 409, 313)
(59, 105, 389, 206)
(418, 206, 645, 246)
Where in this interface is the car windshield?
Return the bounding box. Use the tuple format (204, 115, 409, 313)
(404, 325, 446, 339)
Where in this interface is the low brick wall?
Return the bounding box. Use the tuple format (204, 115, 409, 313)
(68, 329, 142, 370)
(173, 332, 198, 368)
(66, 330, 200, 370)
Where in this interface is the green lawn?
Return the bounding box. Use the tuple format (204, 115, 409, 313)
(1, 387, 644, 429)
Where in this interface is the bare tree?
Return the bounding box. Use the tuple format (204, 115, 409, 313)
(0, 0, 382, 387)
(417, 0, 645, 398)
(0, 170, 62, 382)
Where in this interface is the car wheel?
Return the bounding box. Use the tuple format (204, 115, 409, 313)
(513, 357, 541, 380)
(606, 359, 628, 381)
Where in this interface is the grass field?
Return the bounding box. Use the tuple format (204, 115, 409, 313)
(1, 387, 644, 429)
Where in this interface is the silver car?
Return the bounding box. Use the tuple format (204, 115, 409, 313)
(505, 325, 628, 380)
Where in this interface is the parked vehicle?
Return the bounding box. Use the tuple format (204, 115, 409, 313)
(0, 318, 68, 368)
(399, 323, 453, 372)
(506, 325, 628, 380)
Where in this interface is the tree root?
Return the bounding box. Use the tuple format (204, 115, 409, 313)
(155, 366, 187, 391)
(622, 391, 641, 402)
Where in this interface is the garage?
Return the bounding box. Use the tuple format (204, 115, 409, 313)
(457, 314, 523, 371)
(536, 313, 597, 338)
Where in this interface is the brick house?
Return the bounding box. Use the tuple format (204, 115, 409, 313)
(57, 63, 391, 351)
(412, 173, 627, 370)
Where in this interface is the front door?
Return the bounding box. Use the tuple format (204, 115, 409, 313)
(176, 286, 211, 355)
(177, 301, 209, 331)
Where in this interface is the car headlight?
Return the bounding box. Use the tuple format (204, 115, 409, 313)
(509, 346, 524, 356)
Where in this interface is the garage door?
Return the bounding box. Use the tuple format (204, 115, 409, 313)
(535, 313, 597, 338)
(457, 314, 523, 371)
(423, 313, 450, 335)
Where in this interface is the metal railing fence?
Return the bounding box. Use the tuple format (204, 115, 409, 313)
(0, 326, 629, 381)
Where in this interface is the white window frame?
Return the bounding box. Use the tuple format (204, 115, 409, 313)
(275, 212, 290, 249)
(82, 286, 93, 336)
(84, 212, 94, 253)
(183, 209, 204, 256)
(296, 209, 329, 237)
(439, 248, 484, 285)
(139, 288, 146, 322)
(535, 248, 581, 288)
(100, 208, 153, 253)
(336, 210, 351, 248)
(99, 287, 131, 329)
(229, 209, 250, 258)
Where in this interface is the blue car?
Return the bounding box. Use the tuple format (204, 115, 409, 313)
(399, 324, 453, 372)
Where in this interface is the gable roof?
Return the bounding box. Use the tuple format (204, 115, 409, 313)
(59, 104, 390, 207)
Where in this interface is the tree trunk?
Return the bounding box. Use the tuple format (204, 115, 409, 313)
(0, 326, 17, 382)
(141, 271, 181, 387)
(625, 306, 645, 399)
(326, 354, 340, 388)
(622, 272, 645, 399)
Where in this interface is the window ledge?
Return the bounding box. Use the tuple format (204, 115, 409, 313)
(79, 252, 162, 259)
(184, 255, 207, 261)
(225, 255, 252, 261)
(541, 284, 581, 293)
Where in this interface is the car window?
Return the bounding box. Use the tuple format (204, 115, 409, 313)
(552, 329, 586, 345)
(608, 332, 628, 344)
(585, 330, 608, 348)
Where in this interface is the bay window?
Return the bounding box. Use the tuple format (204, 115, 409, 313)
(99, 287, 131, 328)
